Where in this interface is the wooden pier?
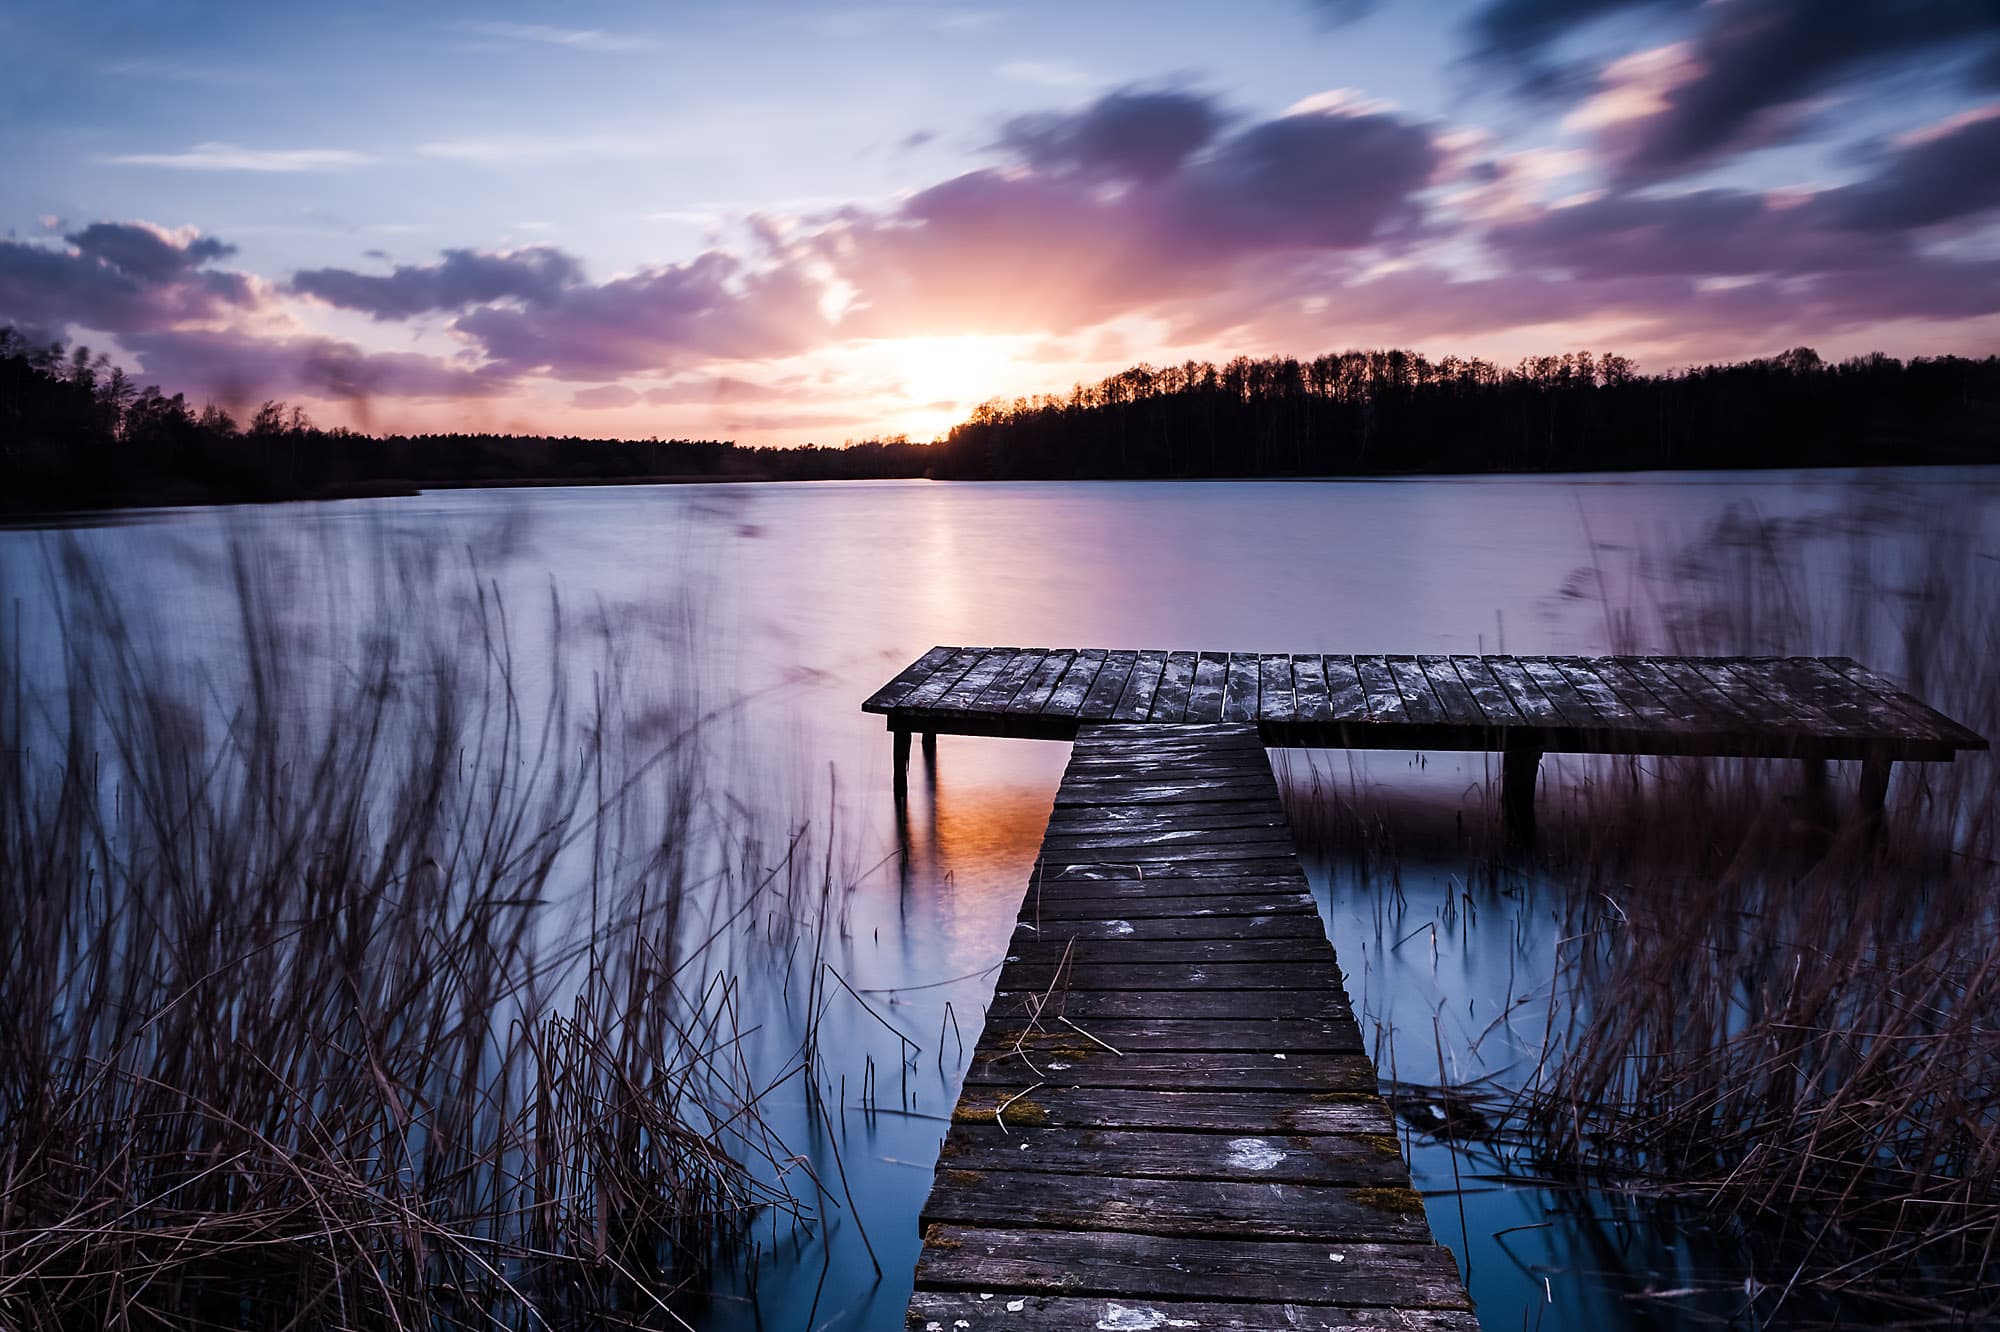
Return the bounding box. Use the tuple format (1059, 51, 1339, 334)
(904, 724, 1477, 1330)
(867, 649, 1987, 843)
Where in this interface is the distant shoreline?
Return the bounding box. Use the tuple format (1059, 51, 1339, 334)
(11, 456, 2000, 523)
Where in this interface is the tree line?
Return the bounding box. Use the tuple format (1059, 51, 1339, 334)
(5, 327, 1996, 511)
(0, 328, 934, 511)
(927, 347, 2000, 478)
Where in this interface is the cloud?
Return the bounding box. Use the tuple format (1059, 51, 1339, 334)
(1168, 101, 1439, 249)
(456, 21, 657, 52)
(1533, 0, 2000, 182)
(825, 90, 1445, 338)
(0, 223, 255, 335)
(291, 246, 583, 320)
(1468, 0, 1695, 66)
(98, 142, 377, 172)
(1818, 104, 2000, 232)
(452, 251, 833, 378)
(413, 134, 661, 164)
(571, 384, 640, 409)
(123, 327, 507, 404)
(999, 87, 1226, 180)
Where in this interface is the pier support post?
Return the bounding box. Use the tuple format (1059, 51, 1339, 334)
(922, 730, 937, 764)
(1858, 754, 1893, 821)
(1501, 742, 1542, 851)
(892, 727, 912, 805)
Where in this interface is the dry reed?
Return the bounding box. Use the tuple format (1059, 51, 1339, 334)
(0, 531, 840, 1330)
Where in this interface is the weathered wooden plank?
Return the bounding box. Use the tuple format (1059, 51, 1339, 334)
(1383, 656, 1447, 724)
(1351, 655, 1404, 722)
(1076, 649, 1138, 721)
(1260, 654, 1297, 723)
(1293, 653, 1333, 723)
(1224, 653, 1262, 722)
(1481, 654, 1570, 725)
(1414, 655, 1484, 727)
(1040, 858, 1307, 881)
(1111, 649, 1169, 721)
(1061, 748, 1274, 773)
(1148, 650, 1198, 723)
(1040, 824, 1299, 853)
(992, 960, 1347, 992)
(937, 648, 1021, 712)
(902, 647, 985, 710)
(969, 647, 1047, 714)
(947, 1086, 1388, 1134)
(1826, 656, 1986, 747)
(986, 988, 1353, 1022)
(1447, 655, 1523, 725)
(1042, 648, 1108, 717)
(1010, 912, 1327, 942)
(1003, 649, 1075, 715)
(1589, 656, 1705, 728)
(1017, 893, 1318, 922)
(1185, 651, 1229, 722)
(1648, 656, 1764, 726)
(915, 1227, 1471, 1307)
(1750, 657, 1900, 736)
(1054, 778, 1282, 805)
(1517, 655, 1611, 725)
(1694, 657, 1821, 729)
(963, 1049, 1376, 1093)
(1322, 655, 1372, 722)
(976, 1013, 1360, 1050)
(906, 1292, 1482, 1332)
(862, 644, 956, 711)
(1044, 815, 1290, 843)
(1550, 656, 1655, 727)
(1045, 800, 1287, 829)
(920, 1172, 1433, 1243)
(1036, 854, 1303, 878)
(932, 1131, 1413, 1187)
(1024, 879, 1311, 907)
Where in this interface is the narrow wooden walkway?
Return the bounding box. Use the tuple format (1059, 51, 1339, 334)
(906, 725, 1476, 1330)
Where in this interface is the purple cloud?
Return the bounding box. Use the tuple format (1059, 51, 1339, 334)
(122, 327, 508, 404)
(0, 223, 255, 337)
(291, 245, 583, 319)
(999, 87, 1227, 181)
(1582, 0, 2000, 182)
(1819, 108, 2000, 232)
(452, 250, 830, 378)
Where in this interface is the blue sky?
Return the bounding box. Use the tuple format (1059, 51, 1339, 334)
(3, 0, 1996, 442)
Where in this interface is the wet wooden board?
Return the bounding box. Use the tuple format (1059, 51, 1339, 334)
(908, 1292, 1480, 1331)
(908, 723, 1468, 1326)
(867, 649, 1984, 761)
(947, 1085, 1390, 1133)
(915, 1228, 1470, 1309)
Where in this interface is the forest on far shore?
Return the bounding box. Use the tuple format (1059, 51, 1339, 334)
(4, 326, 1995, 512)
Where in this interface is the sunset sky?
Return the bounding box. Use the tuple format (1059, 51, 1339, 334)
(3, 0, 1997, 444)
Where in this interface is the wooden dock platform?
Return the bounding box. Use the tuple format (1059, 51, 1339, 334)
(905, 724, 1477, 1330)
(866, 649, 1986, 842)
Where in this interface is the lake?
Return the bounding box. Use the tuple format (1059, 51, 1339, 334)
(7, 468, 1995, 1329)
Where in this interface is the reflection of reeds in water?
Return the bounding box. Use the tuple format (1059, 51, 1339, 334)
(1293, 495, 2000, 1324)
(0, 534, 841, 1329)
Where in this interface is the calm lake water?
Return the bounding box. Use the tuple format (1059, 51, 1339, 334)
(7, 469, 1997, 1330)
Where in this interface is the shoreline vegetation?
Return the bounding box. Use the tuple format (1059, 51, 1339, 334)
(0, 537, 876, 1329)
(1282, 498, 2000, 1326)
(4, 326, 1996, 513)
